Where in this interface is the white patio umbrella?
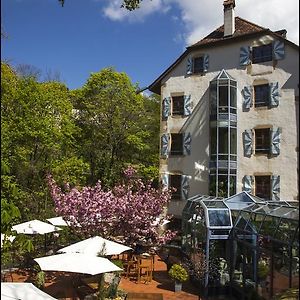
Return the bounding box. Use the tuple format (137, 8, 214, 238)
(1, 233, 16, 248)
(1, 282, 57, 300)
(46, 216, 69, 227)
(34, 253, 122, 275)
(12, 219, 62, 235)
(57, 236, 132, 257)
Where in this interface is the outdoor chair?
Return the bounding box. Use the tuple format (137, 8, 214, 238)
(136, 254, 153, 283)
(125, 256, 138, 279)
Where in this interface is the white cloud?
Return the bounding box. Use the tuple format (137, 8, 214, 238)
(102, 0, 171, 22)
(169, 0, 299, 46)
(102, 0, 299, 45)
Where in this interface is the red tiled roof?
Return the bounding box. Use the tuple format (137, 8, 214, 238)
(148, 16, 298, 94)
(188, 17, 267, 48)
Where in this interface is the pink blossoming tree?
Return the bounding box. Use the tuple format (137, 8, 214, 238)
(47, 167, 176, 246)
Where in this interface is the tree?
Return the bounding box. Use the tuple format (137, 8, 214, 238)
(72, 67, 157, 187)
(47, 166, 176, 246)
(1, 62, 87, 221)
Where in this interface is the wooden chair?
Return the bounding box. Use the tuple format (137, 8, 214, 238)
(125, 255, 138, 279)
(136, 255, 154, 283)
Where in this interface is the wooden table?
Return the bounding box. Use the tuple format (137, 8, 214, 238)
(126, 292, 163, 300)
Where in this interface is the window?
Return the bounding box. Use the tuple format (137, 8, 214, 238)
(255, 176, 271, 199)
(172, 96, 184, 115)
(170, 133, 183, 155)
(193, 56, 204, 74)
(252, 44, 273, 63)
(209, 70, 237, 198)
(254, 84, 270, 107)
(170, 175, 182, 200)
(187, 54, 209, 75)
(255, 128, 270, 154)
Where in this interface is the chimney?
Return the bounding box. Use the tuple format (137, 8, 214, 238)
(223, 0, 235, 37)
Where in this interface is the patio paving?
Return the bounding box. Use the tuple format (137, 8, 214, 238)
(4, 255, 202, 300)
(119, 255, 200, 300)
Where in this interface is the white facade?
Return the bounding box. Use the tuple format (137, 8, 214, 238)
(150, 14, 299, 218)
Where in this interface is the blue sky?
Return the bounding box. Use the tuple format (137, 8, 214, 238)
(1, 0, 299, 91)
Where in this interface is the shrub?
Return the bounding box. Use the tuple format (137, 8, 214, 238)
(168, 264, 189, 283)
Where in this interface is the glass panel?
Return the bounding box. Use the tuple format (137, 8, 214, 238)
(210, 127, 217, 155)
(170, 133, 183, 155)
(193, 56, 204, 73)
(230, 127, 237, 155)
(217, 175, 228, 198)
(230, 86, 237, 108)
(275, 218, 298, 243)
(230, 80, 237, 87)
(255, 128, 270, 154)
(208, 210, 231, 226)
(172, 96, 185, 115)
(170, 175, 182, 200)
(235, 211, 252, 230)
(210, 83, 217, 116)
(229, 176, 236, 196)
(203, 201, 227, 208)
(219, 85, 228, 107)
(252, 44, 273, 63)
(259, 215, 280, 237)
(255, 176, 271, 200)
(209, 175, 216, 196)
(219, 127, 228, 154)
(254, 84, 269, 107)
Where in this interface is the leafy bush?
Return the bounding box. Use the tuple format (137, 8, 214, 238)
(168, 264, 189, 283)
(258, 260, 269, 280)
(112, 260, 123, 269)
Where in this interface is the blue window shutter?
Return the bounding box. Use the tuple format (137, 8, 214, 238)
(183, 132, 192, 156)
(183, 95, 192, 116)
(161, 173, 169, 191)
(273, 40, 285, 60)
(203, 54, 209, 72)
(242, 86, 253, 109)
(186, 56, 193, 75)
(269, 82, 279, 107)
(162, 97, 171, 120)
(243, 175, 254, 193)
(181, 175, 190, 200)
(271, 175, 280, 201)
(161, 134, 170, 157)
(270, 127, 281, 156)
(243, 129, 253, 157)
(240, 46, 251, 66)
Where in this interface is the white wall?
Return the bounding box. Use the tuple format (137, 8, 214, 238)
(160, 35, 299, 216)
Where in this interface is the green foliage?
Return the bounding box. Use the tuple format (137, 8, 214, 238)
(258, 260, 269, 280)
(1, 62, 160, 252)
(1, 62, 84, 222)
(59, 0, 145, 11)
(112, 260, 123, 269)
(121, 0, 143, 10)
(35, 271, 45, 289)
(168, 264, 189, 283)
(72, 67, 159, 187)
(273, 288, 299, 300)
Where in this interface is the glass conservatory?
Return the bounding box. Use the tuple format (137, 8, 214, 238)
(229, 201, 299, 300)
(181, 192, 299, 299)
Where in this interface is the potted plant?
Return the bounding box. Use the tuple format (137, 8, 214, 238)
(168, 263, 189, 292)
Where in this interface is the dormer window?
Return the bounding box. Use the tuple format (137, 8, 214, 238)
(186, 54, 209, 75)
(252, 44, 273, 63)
(193, 56, 204, 74)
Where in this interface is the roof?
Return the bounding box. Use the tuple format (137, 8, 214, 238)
(148, 17, 299, 95)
